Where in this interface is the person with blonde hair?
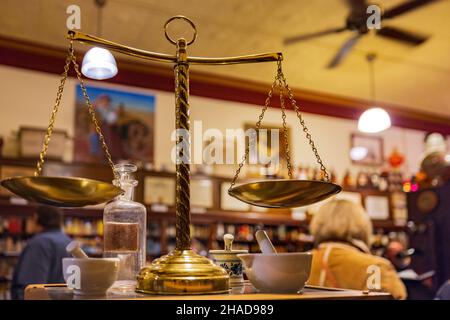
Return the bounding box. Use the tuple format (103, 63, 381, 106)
(307, 199, 407, 299)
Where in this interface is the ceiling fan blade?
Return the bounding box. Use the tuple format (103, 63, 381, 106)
(327, 33, 362, 68)
(284, 26, 347, 45)
(377, 26, 429, 45)
(382, 0, 440, 19)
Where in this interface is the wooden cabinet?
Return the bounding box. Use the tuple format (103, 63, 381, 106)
(407, 182, 450, 290)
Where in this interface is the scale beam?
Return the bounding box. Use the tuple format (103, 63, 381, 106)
(67, 30, 282, 65)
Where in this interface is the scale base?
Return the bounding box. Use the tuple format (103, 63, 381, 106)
(136, 249, 229, 295)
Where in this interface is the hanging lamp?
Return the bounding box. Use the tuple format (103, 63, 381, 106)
(358, 53, 391, 133)
(81, 0, 117, 80)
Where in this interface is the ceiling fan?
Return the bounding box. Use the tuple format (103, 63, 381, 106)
(284, 0, 439, 68)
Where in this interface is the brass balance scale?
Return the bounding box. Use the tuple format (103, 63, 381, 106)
(0, 16, 341, 294)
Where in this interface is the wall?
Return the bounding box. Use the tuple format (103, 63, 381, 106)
(0, 65, 443, 180)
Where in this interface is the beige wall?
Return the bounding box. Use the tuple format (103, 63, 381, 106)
(0, 65, 439, 180)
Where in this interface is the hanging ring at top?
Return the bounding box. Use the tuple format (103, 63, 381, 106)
(164, 15, 198, 46)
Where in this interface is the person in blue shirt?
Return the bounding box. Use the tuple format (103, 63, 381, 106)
(11, 205, 71, 299)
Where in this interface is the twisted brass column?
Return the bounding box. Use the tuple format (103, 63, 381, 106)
(135, 36, 230, 294)
(135, 19, 230, 294)
(174, 39, 191, 250)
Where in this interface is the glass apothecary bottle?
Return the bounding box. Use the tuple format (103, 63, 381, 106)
(103, 163, 146, 293)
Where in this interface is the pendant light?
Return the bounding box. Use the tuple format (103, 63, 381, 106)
(81, 0, 117, 80)
(358, 53, 391, 133)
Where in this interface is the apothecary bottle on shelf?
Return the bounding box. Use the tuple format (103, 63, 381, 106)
(103, 163, 146, 293)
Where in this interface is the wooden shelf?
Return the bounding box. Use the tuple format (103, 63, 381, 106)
(66, 233, 100, 238)
(372, 220, 408, 231)
(0, 199, 309, 226)
(0, 251, 20, 258)
(0, 199, 407, 230)
(0, 199, 104, 218)
(0, 157, 409, 257)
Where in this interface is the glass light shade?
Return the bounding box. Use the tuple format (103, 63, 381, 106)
(81, 47, 118, 80)
(350, 146, 368, 161)
(358, 107, 391, 133)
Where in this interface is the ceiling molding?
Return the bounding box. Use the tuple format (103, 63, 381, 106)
(0, 35, 449, 135)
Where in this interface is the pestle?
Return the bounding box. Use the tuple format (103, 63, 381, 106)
(66, 241, 89, 259)
(255, 230, 277, 254)
(224, 233, 234, 251)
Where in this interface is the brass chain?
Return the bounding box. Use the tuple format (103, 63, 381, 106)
(69, 48, 118, 179)
(34, 41, 117, 179)
(229, 60, 330, 189)
(34, 43, 73, 176)
(229, 72, 278, 191)
(278, 63, 330, 182)
(277, 60, 292, 178)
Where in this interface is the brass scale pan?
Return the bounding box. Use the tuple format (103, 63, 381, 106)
(228, 179, 341, 208)
(1, 176, 122, 207)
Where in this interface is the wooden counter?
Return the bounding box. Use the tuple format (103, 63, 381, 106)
(25, 282, 391, 300)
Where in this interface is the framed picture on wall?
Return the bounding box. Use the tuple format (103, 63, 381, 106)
(74, 85, 155, 164)
(305, 191, 362, 216)
(18, 126, 67, 160)
(350, 133, 384, 166)
(244, 123, 291, 177)
(365, 195, 390, 220)
(143, 176, 175, 206)
(191, 179, 213, 208)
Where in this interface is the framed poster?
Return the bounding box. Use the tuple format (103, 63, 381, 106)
(365, 195, 390, 220)
(305, 191, 362, 216)
(391, 191, 408, 224)
(0, 165, 36, 196)
(336, 191, 362, 206)
(191, 179, 213, 208)
(143, 176, 175, 206)
(350, 134, 384, 166)
(244, 123, 291, 174)
(220, 182, 250, 211)
(74, 85, 155, 164)
(18, 126, 66, 160)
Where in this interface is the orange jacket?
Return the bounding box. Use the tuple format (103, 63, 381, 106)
(308, 242, 407, 300)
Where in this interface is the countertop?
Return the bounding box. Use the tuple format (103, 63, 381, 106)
(25, 282, 392, 300)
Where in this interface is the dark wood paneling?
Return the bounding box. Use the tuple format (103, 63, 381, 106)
(407, 183, 450, 290)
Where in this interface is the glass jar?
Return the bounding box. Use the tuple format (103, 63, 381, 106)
(103, 163, 146, 293)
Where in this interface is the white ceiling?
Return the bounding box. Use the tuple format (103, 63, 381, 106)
(1, 0, 449, 118)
